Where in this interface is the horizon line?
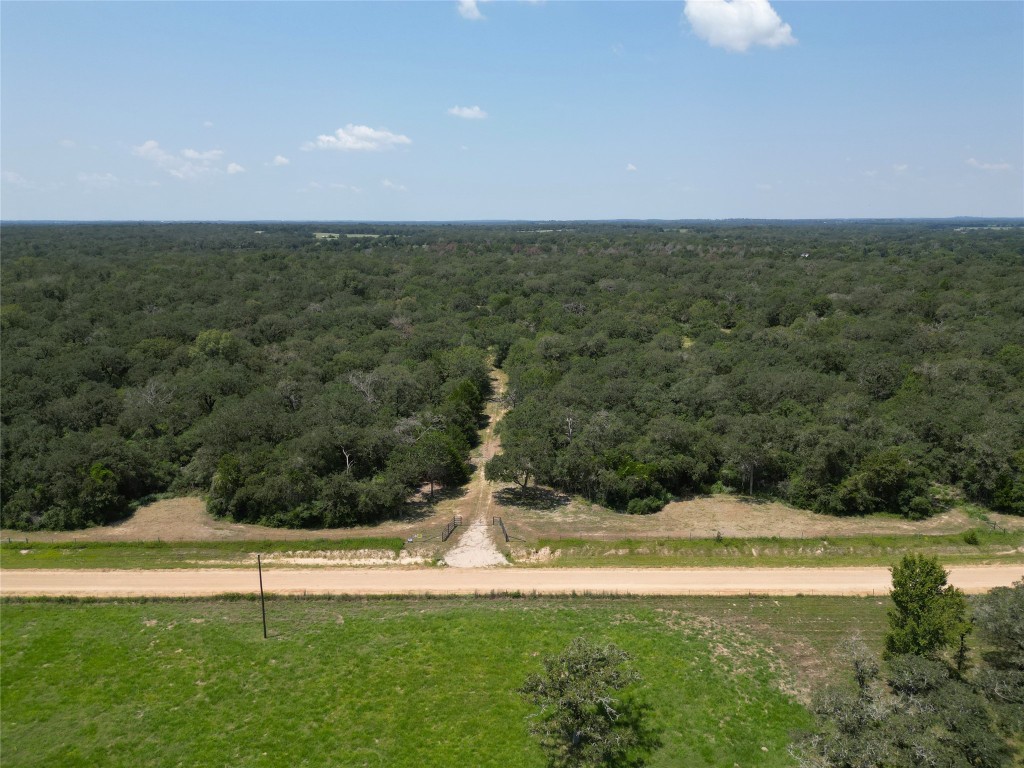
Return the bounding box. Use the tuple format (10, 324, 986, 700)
(3, 216, 1023, 226)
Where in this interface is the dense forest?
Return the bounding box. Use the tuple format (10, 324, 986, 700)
(1, 221, 1022, 530)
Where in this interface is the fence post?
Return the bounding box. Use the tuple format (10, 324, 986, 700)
(258, 555, 267, 639)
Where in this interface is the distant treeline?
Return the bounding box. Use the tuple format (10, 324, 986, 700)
(1, 221, 1022, 530)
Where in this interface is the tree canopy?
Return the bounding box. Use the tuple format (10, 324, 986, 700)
(800, 571, 1021, 768)
(2, 221, 1022, 529)
(518, 637, 659, 768)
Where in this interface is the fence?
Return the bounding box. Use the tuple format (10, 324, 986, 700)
(492, 516, 509, 542)
(441, 516, 463, 542)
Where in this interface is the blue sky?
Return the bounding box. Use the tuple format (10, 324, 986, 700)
(2, 1, 1021, 220)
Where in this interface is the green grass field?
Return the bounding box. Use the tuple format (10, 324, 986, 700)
(521, 530, 1024, 567)
(0, 595, 889, 768)
(0, 538, 406, 570)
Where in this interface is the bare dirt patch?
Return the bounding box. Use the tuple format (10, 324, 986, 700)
(259, 550, 428, 567)
(0, 496, 456, 545)
(496, 492, 1023, 542)
(442, 518, 507, 568)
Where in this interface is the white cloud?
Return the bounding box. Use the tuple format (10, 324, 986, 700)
(271, 155, 290, 166)
(203, 120, 214, 128)
(893, 163, 909, 173)
(756, 182, 773, 191)
(132, 140, 234, 180)
(448, 105, 488, 120)
(458, 0, 485, 20)
(181, 148, 224, 161)
(133, 140, 169, 162)
(626, 163, 637, 172)
(227, 163, 245, 175)
(2, 170, 29, 187)
(382, 178, 407, 192)
(611, 43, 625, 56)
(967, 157, 1011, 172)
(330, 182, 362, 192)
(303, 124, 412, 152)
(862, 169, 878, 178)
(59, 138, 77, 149)
(683, 0, 796, 53)
(78, 172, 118, 189)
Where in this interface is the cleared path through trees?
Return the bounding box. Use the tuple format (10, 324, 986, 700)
(2, 565, 1020, 598)
(441, 366, 509, 567)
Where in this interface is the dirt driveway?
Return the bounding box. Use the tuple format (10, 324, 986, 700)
(2, 565, 1020, 598)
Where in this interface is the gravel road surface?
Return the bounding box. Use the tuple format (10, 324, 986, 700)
(2, 565, 1020, 598)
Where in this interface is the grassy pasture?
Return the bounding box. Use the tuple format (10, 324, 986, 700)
(0, 595, 889, 768)
(517, 530, 1024, 568)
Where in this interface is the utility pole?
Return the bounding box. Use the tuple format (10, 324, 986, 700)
(257, 554, 267, 639)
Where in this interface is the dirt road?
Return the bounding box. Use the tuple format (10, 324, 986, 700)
(2, 565, 1020, 598)
(441, 368, 509, 567)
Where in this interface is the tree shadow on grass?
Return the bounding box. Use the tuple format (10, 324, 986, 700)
(401, 485, 469, 521)
(494, 486, 571, 511)
(735, 495, 773, 506)
(696, 495, 774, 507)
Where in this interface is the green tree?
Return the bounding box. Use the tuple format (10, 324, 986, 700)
(992, 449, 1024, 515)
(485, 435, 553, 493)
(800, 649, 1010, 768)
(409, 430, 470, 500)
(832, 448, 932, 518)
(884, 554, 969, 659)
(190, 329, 242, 363)
(973, 578, 1024, 737)
(485, 398, 559, 493)
(518, 637, 660, 768)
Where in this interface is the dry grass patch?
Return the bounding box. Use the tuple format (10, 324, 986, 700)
(1, 496, 457, 548)
(494, 491, 1022, 542)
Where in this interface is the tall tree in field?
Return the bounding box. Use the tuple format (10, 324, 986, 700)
(519, 637, 660, 768)
(885, 554, 969, 659)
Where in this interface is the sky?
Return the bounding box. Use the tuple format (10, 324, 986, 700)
(1, 1, 1021, 221)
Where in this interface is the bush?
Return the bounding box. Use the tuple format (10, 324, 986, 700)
(801, 649, 1012, 768)
(625, 496, 665, 516)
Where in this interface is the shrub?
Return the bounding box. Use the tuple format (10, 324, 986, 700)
(625, 496, 665, 516)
